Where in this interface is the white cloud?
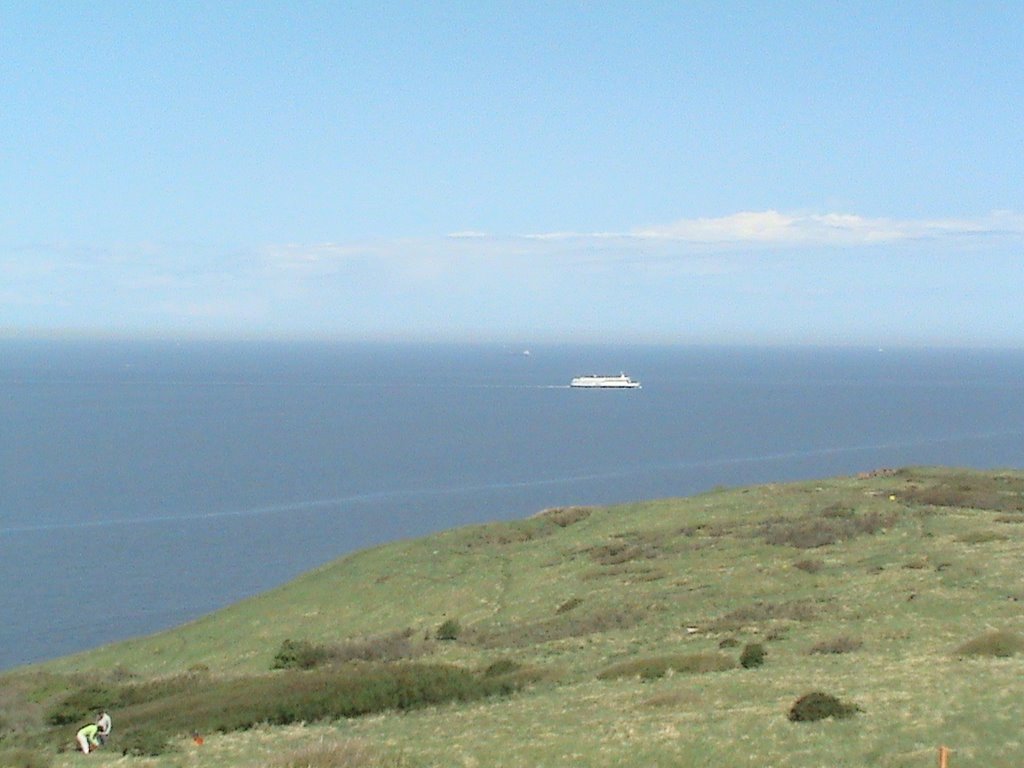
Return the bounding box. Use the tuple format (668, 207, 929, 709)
(446, 230, 490, 239)
(236, 208, 1024, 297)
(516, 210, 1024, 247)
(261, 242, 381, 265)
(6, 208, 1023, 342)
(630, 210, 1024, 245)
(248, 211, 1024, 282)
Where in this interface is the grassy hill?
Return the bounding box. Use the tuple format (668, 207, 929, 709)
(4, 466, 1024, 767)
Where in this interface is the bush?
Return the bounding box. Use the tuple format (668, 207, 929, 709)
(555, 597, 583, 615)
(119, 729, 173, 757)
(896, 475, 1024, 512)
(46, 683, 119, 725)
(537, 506, 592, 528)
(272, 638, 334, 670)
(273, 740, 413, 768)
(819, 503, 854, 519)
(956, 630, 1024, 658)
(740, 643, 765, 668)
(436, 619, 461, 641)
(272, 631, 420, 670)
(38, 665, 510, 758)
(994, 514, 1024, 524)
(956, 530, 1009, 544)
(706, 600, 817, 632)
(761, 509, 895, 549)
(107, 665, 136, 683)
(597, 653, 734, 681)
(334, 629, 418, 663)
(268, 664, 517, 724)
(468, 606, 645, 649)
(809, 636, 862, 655)
(0, 748, 52, 768)
(120, 663, 516, 740)
(481, 658, 522, 678)
(788, 691, 860, 722)
(793, 558, 824, 573)
(587, 540, 662, 566)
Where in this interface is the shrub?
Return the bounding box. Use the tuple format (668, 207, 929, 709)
(119, 729, 173, 757)
(855, 511, 894, 535)
(272, 639, 334, 670)
(896, 474, 1024, 512)
(468, 606, 644, 649)
(740, 643, 765, 668)
(808, 636, 862, 655)
(793, 558, 824, 573)
(555, 597, 583, 615)
(482, 658, 522, 678)
(463, 519, 554, 547)
(261, 664, 517, 724)
(706, 600, 817, 632)
(0, 748, 52, 768)
(107, 665, 136, 683)
(820, 503, 854, 519)
(273, 740, 413, 768)
(587, 540, 661, 566)
(46, 682, 119, 725)
(640, 691, 697, 709)
(436, 619, 461, 641)
(956, 630, 1024, 658)
(597, 653, 734, 681)
(272, 631, 420, 670)
(334, 629, 418, 663)
(994, 514, 1024, 524)
(483, 661, 551, 687)
(788, 691, 860, 722)
(956, 530, 1009, 544)
(118, 672, 206, 704)
(86, 662, 517, 747)
(537, 506, 592, 528)
(761, 509, 895, 549)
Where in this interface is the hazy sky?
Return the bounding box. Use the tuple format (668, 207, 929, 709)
(3, 2, 1022, 345)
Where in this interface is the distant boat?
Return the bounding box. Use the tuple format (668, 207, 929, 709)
(570, 373, 641, 389)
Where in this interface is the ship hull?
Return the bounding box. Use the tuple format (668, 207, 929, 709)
(570, 374, 641, 389)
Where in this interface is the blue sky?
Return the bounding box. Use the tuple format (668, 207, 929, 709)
(2, 2, 1022, 345)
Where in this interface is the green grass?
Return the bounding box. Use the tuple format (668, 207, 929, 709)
(5, 467, 1024, 766)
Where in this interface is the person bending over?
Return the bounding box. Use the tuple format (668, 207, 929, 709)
(76, 723, 100, 754)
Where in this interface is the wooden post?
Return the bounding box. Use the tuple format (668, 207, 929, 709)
(938, 745, 950, 768)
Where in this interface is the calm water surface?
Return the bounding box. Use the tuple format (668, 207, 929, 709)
(2, 341, 1023, 669)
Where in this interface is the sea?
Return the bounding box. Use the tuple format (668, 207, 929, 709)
(3, 340, 1024, 671)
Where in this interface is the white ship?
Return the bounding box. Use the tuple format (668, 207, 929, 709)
(570, 373, 641, 389)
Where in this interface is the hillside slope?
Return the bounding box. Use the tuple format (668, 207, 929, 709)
(5, 467, 1024, 767)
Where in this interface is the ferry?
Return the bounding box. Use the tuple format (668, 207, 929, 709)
(570, 373, 641, 389)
